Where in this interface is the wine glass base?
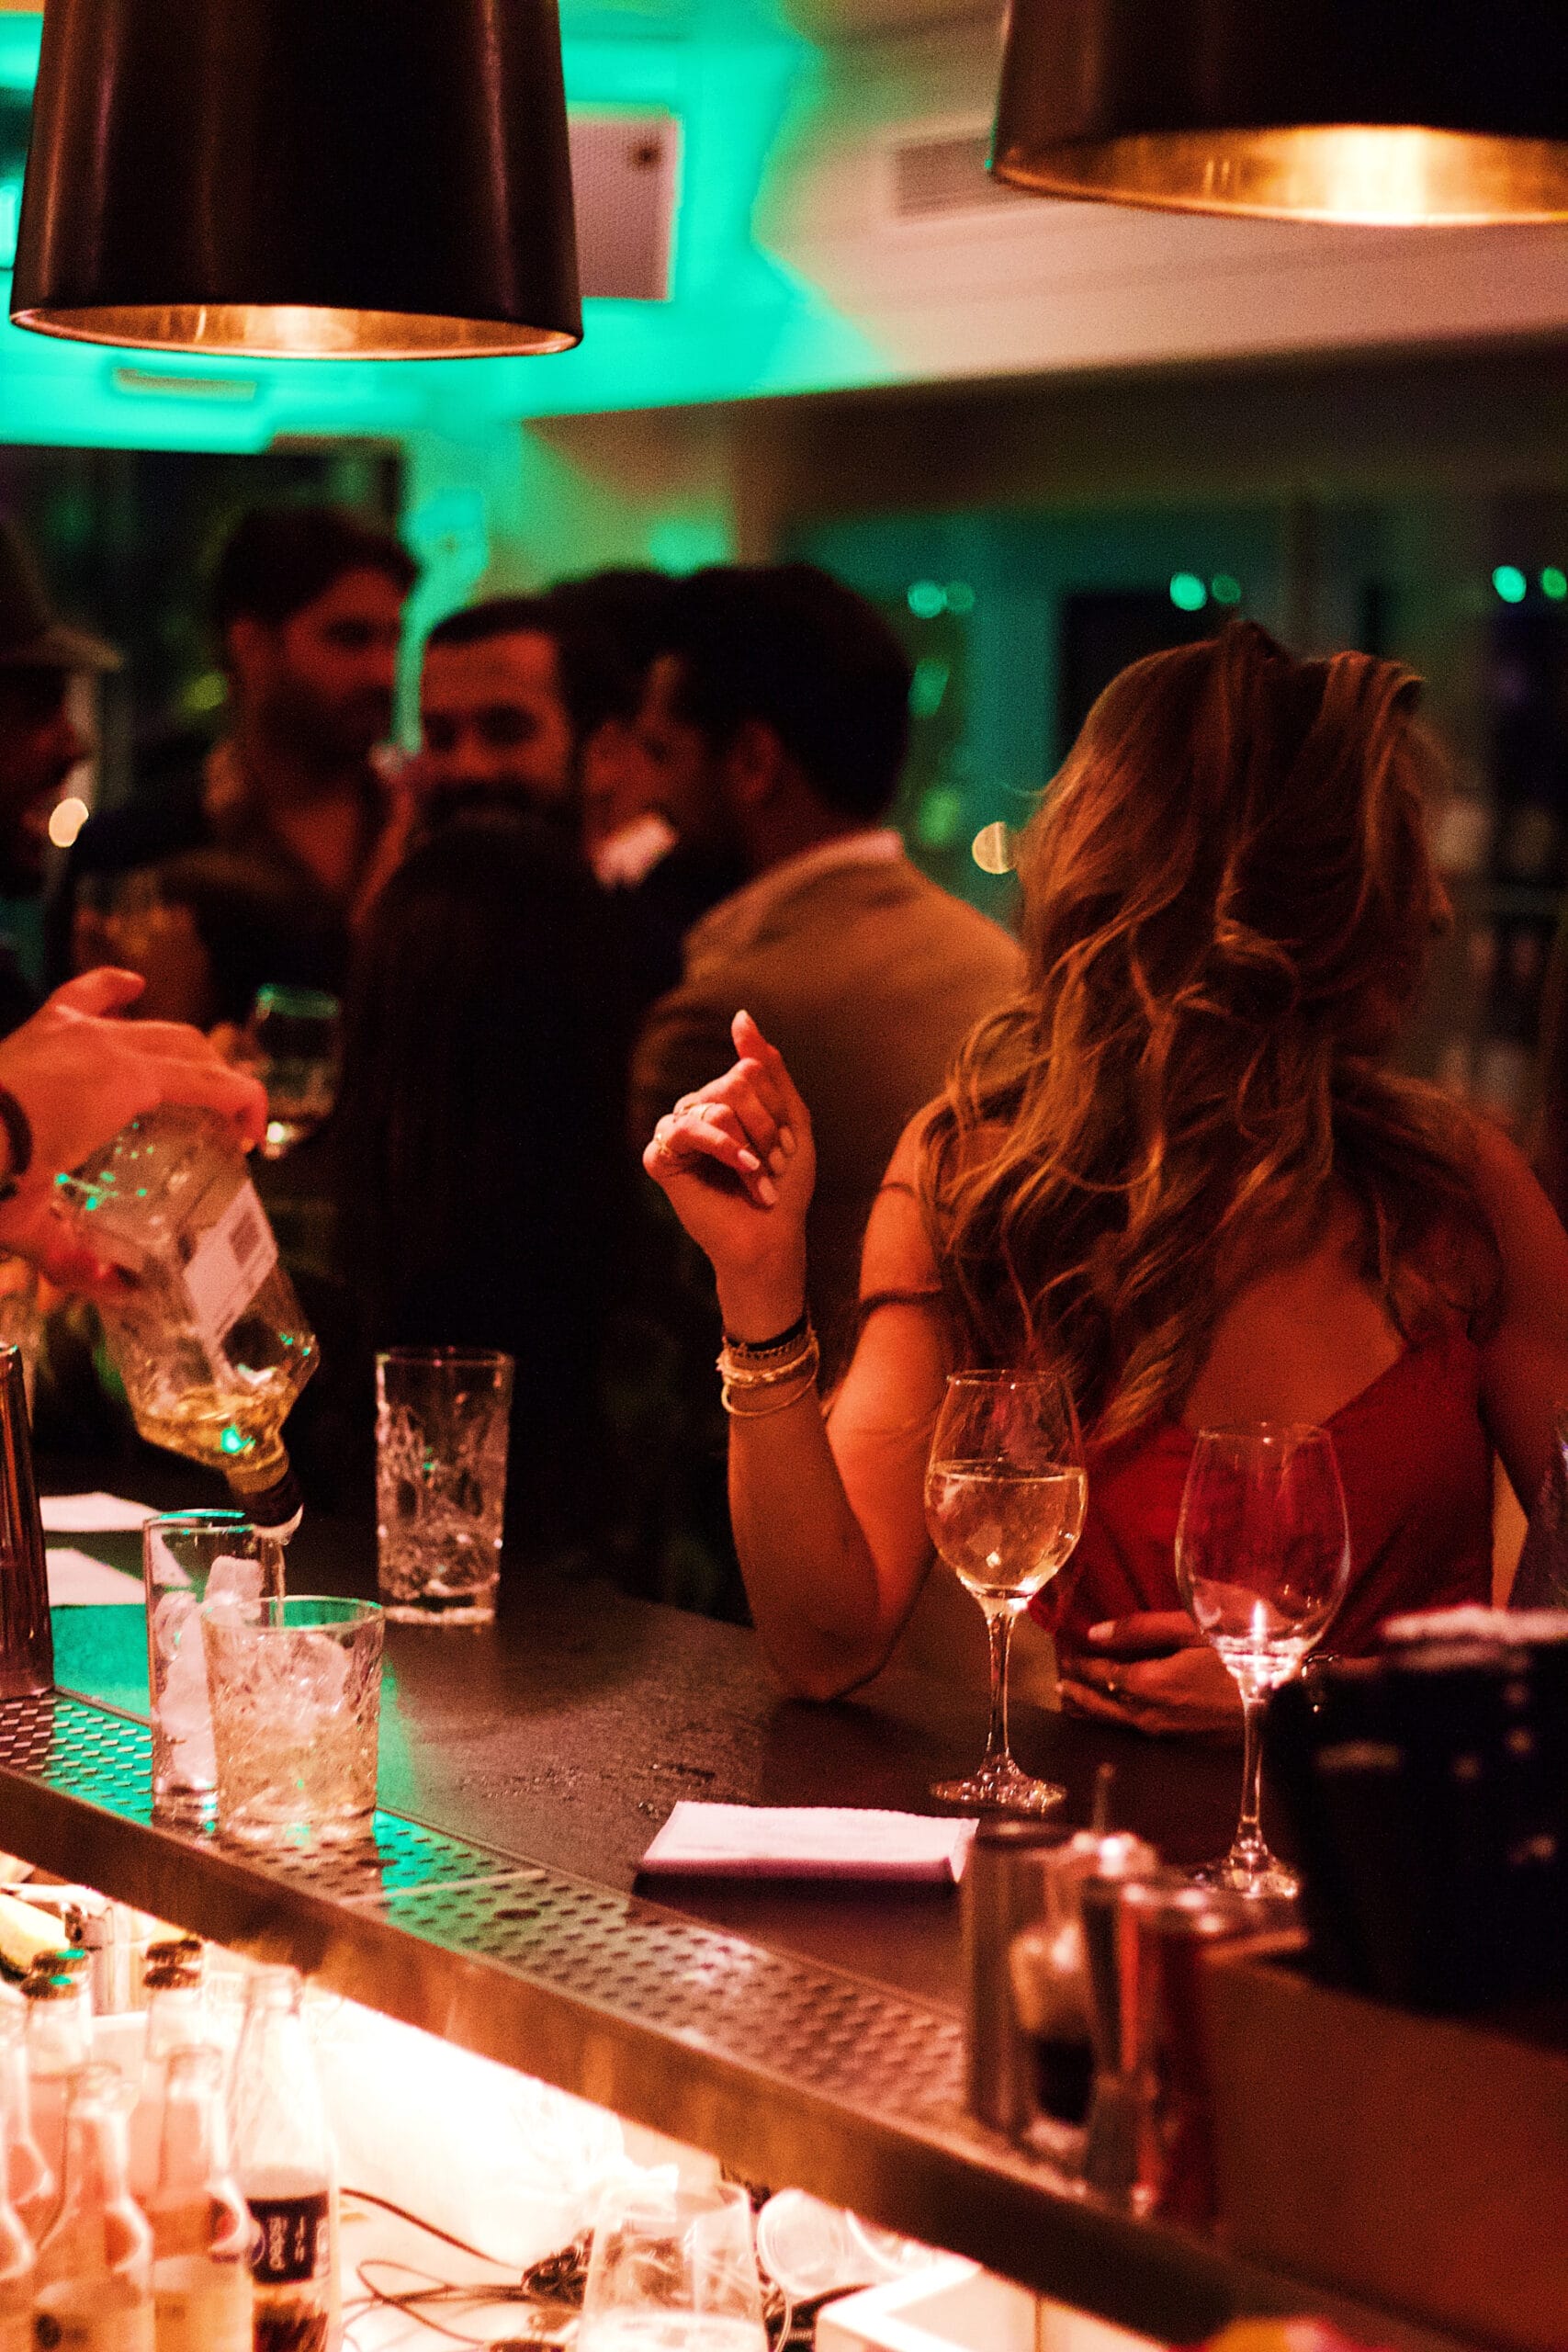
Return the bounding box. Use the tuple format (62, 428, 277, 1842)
(1190, 1851, 1300, 1900)
(931, 1762, 1066, 1814)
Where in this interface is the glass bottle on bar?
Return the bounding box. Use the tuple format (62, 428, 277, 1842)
(145, 2048, 253, 2352)
(22, 1963, 93, 2196)
(32, 2063, 153, 2352)
(0, 1998, 50, 2247)
(128, 1945, 208, 2204)
(54, 1109, 317, 1535)
(229, 1970, 336, 2352)
(0, 2003, 35, 2352)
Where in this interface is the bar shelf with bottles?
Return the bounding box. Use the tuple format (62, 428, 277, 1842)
(0, 1668, 1508, 2352)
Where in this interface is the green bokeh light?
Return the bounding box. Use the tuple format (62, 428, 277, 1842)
(1169, 572, 1208, 613)
(1541, 568, 1567, 603)
(1493, 565, 1529, 605)
(1211, 573, 1242, 605)
(907, 581, 947, 619)
(944, 581, 976, 616)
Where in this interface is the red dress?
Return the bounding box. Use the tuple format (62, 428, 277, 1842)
(1035, 1325, 1494, 1657)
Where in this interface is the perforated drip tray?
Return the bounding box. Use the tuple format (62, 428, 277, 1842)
(0, 1690, 961, 2128)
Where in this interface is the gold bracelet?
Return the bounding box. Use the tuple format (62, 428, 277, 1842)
(722, 1366, 820, 1418)
(716, 1330, 818, 1391)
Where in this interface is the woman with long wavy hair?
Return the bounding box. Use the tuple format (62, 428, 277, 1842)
(645, 622, 1568, 1732)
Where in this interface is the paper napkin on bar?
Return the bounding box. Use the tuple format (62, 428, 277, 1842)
(46, 1548, 143, 1606)
(40, 1492, 156, 1534)
(637, 1803, 976, 1884)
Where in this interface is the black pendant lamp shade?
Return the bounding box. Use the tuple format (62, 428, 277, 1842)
(992, 0, 1568, 225)
(11, 0, 582, 358)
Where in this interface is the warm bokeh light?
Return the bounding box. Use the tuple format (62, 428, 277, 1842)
(971, 820, 1015, 876)
(47, 795, 88, 850)
(993, 126, 1568, 227)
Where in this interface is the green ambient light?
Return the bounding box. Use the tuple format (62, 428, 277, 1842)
(1169, 572, 1208, 613)
(907, 581, 946, 620)
(1493, 565, 1529, 604)
(1211, 574, 1242, 605)
(1541, 568, 1567, 602)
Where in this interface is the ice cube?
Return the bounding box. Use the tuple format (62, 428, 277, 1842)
(291, 1632, 350, 1714)
(152, 1589, 198, 1660)
(206, 1555, 264, 1605)
(156, 1628, 216, 1778)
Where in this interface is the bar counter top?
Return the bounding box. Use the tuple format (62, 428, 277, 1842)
(16, 1478, 1472, 2352)
(52, 1501, 1246, 2009)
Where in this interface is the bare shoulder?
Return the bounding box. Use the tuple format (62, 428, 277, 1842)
(1448, 1105, 1568, 1305)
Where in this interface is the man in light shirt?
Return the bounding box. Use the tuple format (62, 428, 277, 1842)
(629, 563, 1021, 1383)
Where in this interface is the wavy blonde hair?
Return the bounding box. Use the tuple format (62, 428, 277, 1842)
(923, 621, 1498, 1442)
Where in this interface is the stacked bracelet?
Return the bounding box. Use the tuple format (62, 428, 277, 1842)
(717, 1317, 820, 1419)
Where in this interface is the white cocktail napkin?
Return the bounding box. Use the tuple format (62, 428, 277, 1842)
(40, 1492, 157, 1533)
(638, 1802, 976, 1883)
(46, 1548, 143, 1606)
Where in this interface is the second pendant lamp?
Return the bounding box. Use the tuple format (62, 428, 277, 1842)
(11, 0, 582, 358)
(992, 0, 1568, 226)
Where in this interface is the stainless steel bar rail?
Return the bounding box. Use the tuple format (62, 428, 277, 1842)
(0, 1686, 1472, 2352)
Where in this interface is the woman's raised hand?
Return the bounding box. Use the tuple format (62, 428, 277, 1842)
(643, 1010, 816, 1338)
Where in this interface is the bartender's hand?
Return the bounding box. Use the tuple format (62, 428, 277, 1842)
(1059, 1611, 1243, 1738)
(643, 1010, 816, 1340)
(0, 968, 267, 1284)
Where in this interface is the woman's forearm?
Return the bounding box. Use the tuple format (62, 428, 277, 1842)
(727, 1390, 895, 1699)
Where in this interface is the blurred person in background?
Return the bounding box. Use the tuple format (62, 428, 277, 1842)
(60, 503, 415, 991)
(0, 516, 118, 1036)
(331, 807, 641, 1561)
(413, 595, 576, 828)
(629, 561, 1022, 1383)
(96, 848, 336, 1033)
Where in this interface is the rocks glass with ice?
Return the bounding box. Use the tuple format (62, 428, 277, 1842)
(375, 1348, 513, 1624)
(201, 1597, 383, 1849)
(143, 1510, 285, 1820)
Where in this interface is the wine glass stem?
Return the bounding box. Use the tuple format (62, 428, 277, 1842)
(981, 1606, 1015, 1771)
(1234, 1688, 1266, 1857)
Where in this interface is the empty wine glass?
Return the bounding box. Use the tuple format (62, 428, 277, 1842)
(1175, 1422, 1350, 1897)
(578, 2177, 767, 2352)
(244, 985, 340, 1159)
(924, 1369, 1087, 1813)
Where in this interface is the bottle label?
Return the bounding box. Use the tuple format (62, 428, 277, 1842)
(181, 1182, 277, 1359)
(247, 2189, 328, 2287)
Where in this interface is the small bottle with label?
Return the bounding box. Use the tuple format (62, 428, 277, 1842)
(32, 2064, 153, 2352)
(54, 1109, 317, 1535)
(145, 2048, 252, 2352)
(0, 2005, 36, 2352)
(22, 1970, 93, 2198)
(229, 1971, 336, 2352)
(128, 1948, 208, 2205)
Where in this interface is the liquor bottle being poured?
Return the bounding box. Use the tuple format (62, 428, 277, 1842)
(55, 1108, 317, 1535)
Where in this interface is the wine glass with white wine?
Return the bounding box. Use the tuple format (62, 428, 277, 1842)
(924, 1369, 1087, 1812)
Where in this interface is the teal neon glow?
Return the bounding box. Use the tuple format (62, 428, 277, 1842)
(1542, 568, 1567, 602)
(0, 12, 881, 453)
(907, 581, 946, 618)
(1169, 571, 1208, 613)
(1211, 573, 1242, 605)
(1493, 565, 1529, 605)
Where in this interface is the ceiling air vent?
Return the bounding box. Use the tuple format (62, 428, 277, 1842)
(890, 130, 1030, 219)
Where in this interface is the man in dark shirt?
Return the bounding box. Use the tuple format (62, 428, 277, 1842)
(60, 504, 416, 991)
(0, 517, 119, 1037)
